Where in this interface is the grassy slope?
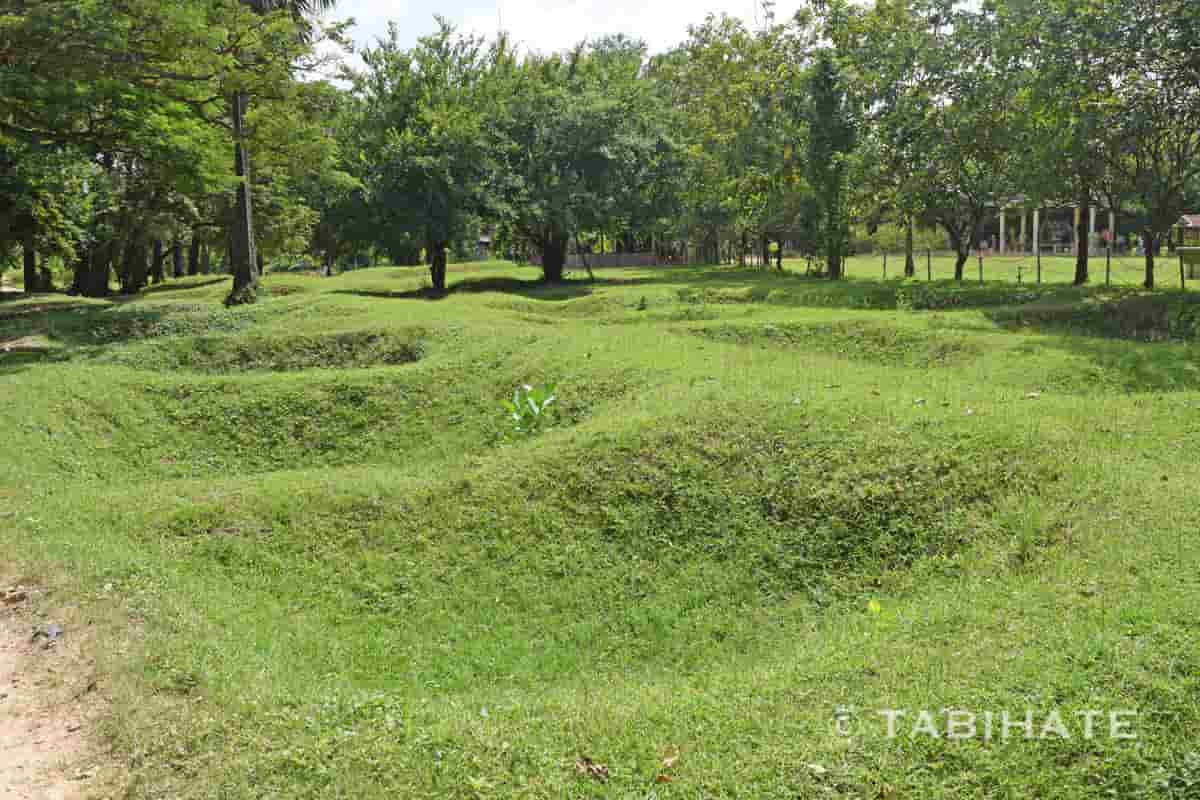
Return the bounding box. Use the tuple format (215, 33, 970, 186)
(2, 258, 1199, 798)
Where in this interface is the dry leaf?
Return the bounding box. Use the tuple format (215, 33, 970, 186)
(574, 756, 609, 782)
(2, 588, 27, 605)
(662, 754, 679, 769)
(655, 774, 673, 783)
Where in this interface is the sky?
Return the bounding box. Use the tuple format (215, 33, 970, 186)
(326, 0, 806, 60)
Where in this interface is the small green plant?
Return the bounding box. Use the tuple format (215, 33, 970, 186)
(503, 383, 557, 434)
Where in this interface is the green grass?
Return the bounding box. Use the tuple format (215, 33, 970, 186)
(805, 251, 1170, 288)
(2, 258, 1200, 798)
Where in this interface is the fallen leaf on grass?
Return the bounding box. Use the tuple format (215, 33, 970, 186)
(575, 756, 609, 782)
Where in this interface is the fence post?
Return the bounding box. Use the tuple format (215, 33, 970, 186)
(926, 249, 932, 281)
(1034, 209, 1042, 284)
(978, 252, 984, 285)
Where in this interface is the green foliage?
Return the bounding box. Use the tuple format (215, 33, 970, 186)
(350, 20, 498, 289)
(803, 50, 856, 278)
(490, 36, 672, 279)
(0, 0, 341, 298)
(503, 383, 557, 435)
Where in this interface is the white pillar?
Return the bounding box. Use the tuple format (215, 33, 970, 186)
(1020, 212, 1027, 253)
(1108, 209, 1116, 249)
(1089, 207, 1097, 255)
(999, 209, 1006, 255)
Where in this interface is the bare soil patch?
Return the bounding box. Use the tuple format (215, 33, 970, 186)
(0, 593, 105, 799)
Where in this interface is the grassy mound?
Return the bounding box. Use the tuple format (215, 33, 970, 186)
(34, 408, 1056, 796)
(103, 329, 427, 373)
(2, 260, 1199, 799)
(691, 320, 981, 367)
(988, 291, 1200, 341)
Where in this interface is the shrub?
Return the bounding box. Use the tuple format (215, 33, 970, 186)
(503, 383, 557, 435)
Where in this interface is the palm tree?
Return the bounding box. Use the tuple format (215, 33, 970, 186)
(226, 0, 337, 305)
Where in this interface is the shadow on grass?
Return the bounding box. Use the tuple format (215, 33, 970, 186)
(0, 303, 173, 353)
(0, 349, 57, 375)
(972, 292, 1200, 392)
(334, 275, 603, 302)
(983, 291, 1200, 342)
(131, 276, 228, 298)
(0, 295, 254, 374)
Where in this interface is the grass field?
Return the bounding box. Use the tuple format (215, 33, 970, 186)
(808, 252, 1177, 287)
(2, 258, 1200, 798)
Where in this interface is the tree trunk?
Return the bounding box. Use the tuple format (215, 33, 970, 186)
(1144, 228, 1156, 289)
(227, 90, 259, 305)
(201, 242, 211, 274)
(70, 244, 89, 295)
(1074, 188, 1090, 285)
(150, 239, 165, 284)
(117, 240, 133, 293)
(954, 249, 969, 282)
(827, 250, 842, 280)
(22, 227, 40, 294)
(188, 235, 201, 276)
(904, 218, 916, 277)
(172, 241, 185, 278)
(81, 241, 113, 297)
(825, 207, 844, 280)
(541, 233, 568, 282)
(428, 240, 447, 292)
(119, 238, 148, 295)
(775, 238, 783, 270)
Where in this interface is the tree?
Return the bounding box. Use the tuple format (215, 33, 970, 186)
(1102, 0, 1200, 288)
(491, 39, 665, 281)
(901, 5, 1016, 281)
(844, 0, 950, 277)
(803, 50, 855, 279)
(225, 0, 339, 305)
(0, 0, 325, 299)
(996, 0, 1126, 286)
(353, 21, 497, 292)
(0, 143, 95, 293)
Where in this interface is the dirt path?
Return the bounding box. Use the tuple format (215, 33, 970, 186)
(0, 599, 96, 800)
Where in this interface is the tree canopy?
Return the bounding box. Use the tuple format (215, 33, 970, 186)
(3, 0, 1199, 295)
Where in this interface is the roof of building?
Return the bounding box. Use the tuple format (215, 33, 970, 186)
(1179, 215, 1200, 228)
